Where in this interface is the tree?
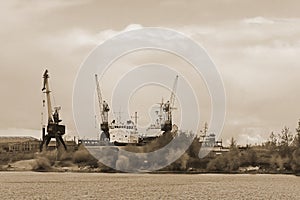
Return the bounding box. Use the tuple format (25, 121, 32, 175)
(206, 154, 228, 172)
(265, 132, 278, 152)
(240, 148, 258, 167)
(279, 126, 293, 146)
(293, 120, 300, 148)
(226, 137, 240, 171)
(291, 149, 300, 173)
(269, 132, 278, 146)
(291, 120, 300, 173)
(278, 126, 293, 157)
(229, 137, 237, 150)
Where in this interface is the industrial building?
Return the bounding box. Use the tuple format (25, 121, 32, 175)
(0, 136, 78, 153)
(0, 136, 40, 153)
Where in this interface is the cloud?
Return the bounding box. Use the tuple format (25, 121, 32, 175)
(25, 21, 300, 144)
(0, 0, 92, 28)
(40, 24, 144, 55)
(171, 19, 300, 145)
(178, 18, 300, 48)
(39, 18, 300, 57)
(237, 128, 269, 145)
(242, 17, 275, 24)
(124, 24, 144, 31)
(7, 0, 91, 13)
(41, 29, 115, 52)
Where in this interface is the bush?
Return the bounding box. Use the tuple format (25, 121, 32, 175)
(32, 157, 51, 171)
(206, 155, 228, 172)
(291, 149, 300, 173)
(72, 146, 98, 168)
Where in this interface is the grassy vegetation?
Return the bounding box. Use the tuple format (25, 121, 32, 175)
(0, 152, 35, 165)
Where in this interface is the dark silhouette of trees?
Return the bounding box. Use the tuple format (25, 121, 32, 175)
(278, 127, 293, 157)
(206, 137, 240, 172)
(240, 148, 257, 167)
(265, 132, 278, 152)
(291, 120, 300, 173)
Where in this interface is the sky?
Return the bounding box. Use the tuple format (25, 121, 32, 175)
(0, 0, 300, 145)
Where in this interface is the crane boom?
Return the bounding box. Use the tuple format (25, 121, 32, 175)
(42, 70, 53, 123)
(95, 74, 110, 136)
(169, 75, 178, 110)
(95, 74, 104, 123)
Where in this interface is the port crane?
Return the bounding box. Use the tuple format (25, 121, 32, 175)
(95, 74, 110, 140)
(40, 70, 67, 151)
(161, 75, 179, 132)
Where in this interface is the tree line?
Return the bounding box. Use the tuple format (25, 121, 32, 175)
(165, 120, 300, 174)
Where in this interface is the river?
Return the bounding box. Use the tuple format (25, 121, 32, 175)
(0, 172, 299, 199)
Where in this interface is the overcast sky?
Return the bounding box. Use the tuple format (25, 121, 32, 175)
(0, 0, 300, 145)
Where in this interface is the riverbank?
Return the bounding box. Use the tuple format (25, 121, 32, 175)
(1, 135, 300, 175)
(1, 160, 299, 176)
(0, 172, 299, 200)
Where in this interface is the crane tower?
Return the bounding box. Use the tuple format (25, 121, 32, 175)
(40, 69, 67, 151)
(95, 74, 110, 140)
(161, 75, 179, 132)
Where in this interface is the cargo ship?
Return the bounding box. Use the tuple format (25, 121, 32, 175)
(79, 74, 178, 147)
